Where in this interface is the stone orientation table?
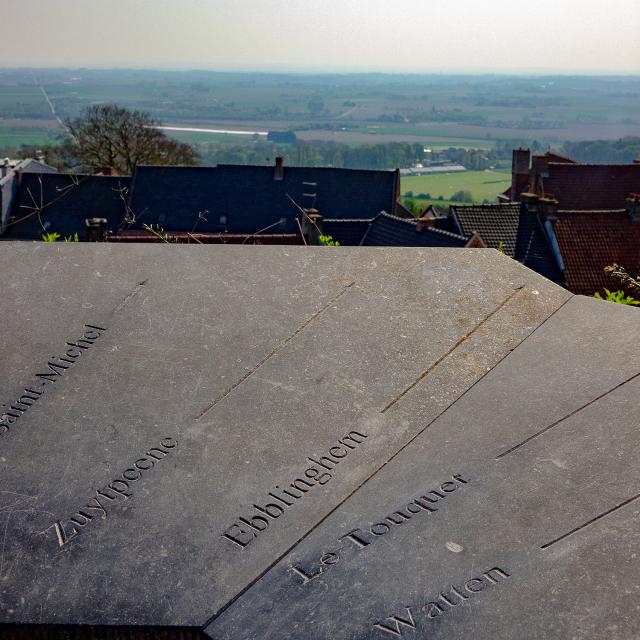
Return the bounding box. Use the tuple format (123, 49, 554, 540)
(0, 244, 638, 639)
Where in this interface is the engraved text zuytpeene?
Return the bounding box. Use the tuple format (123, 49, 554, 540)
(45, 437, 178, 547)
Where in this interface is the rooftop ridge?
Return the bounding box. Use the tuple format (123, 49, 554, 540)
(216, 164, 398, 175)
(548, 162, 640, 168)
(557, 209, 627, 214)
(377, 211, 469, 241)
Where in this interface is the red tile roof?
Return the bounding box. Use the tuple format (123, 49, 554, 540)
(551, 210, 640, 296)
(531, 152, 577, 176)
(543, 163, 640, 210)
(451, 203, 563, 283)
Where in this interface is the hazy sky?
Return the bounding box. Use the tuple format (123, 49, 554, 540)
(1, 0, 639, 73)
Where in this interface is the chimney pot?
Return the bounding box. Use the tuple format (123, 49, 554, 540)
(520, 192, 540, 213)
(94, 166, 118, 176)
(538, 196, 559, 219)
(416, 216, 435, 232)
(511, 148, 531, 201)
(300, 208, 323, 244)
(274, 157, 284, 181)
(85, 217, 108, 241)
(626, 194, 640, 222)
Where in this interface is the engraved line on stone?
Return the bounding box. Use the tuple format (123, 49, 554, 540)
(496, 370, 640, 459)
(114, 280, 147, 312)
(196, 281, 355, 420)
(202, 293, 572, 628)
(541, 492, 640, 549)
(382, 285, 525, 413)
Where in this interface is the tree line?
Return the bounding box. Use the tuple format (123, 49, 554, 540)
(13, 104, 639, 175)
(561, 137, 640, 163)
(5, 104, 517, 173)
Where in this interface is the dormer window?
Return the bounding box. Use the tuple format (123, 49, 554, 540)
(158, 213, 166, 223)
(219, 215, 228, 225)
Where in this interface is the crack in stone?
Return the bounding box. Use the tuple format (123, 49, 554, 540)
(114, 280, 147, 313)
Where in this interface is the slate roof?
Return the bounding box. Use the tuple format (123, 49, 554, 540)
(450, 203, 563, 283)
(360, 212, 469, 248)
(450, 204, 521, 253)
(2, 173, 130, 239)
(1, 159, 59, 232)
(127, 164, 399, 235)
(2, 163, 401, 240)
(13, 158, 58, 174)
(1, 158, 57, 175)
(550, 209, 640, 295)
(426, 214, 463, 235)
(543, 163, 640, 210)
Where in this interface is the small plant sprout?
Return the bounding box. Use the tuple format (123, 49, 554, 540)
(594, 288, 640, 306)
(319, 234, 340, 247)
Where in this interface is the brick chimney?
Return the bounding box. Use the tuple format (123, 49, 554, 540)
(274, 157, 284, 181)
(511, 148, 531, 202)
(626, 193, 640, 222)
(300, 208, 323, 245)
(415, 217, 435, 233)
(85, 217, 108, 241)
(94, 166, 118, 177)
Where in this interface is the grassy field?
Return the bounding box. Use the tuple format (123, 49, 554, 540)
(2, 70, 640, 164)
(404, 197, 459, 212)
(401, 169, 511, 205)
(0, 125, 60, 148)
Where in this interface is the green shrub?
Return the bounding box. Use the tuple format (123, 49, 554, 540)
(594, 288, 640, 306)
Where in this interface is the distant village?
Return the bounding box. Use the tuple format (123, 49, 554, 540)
(1, 150, 639, 297)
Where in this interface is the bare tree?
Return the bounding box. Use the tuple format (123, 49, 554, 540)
(64, 104, 198, 174)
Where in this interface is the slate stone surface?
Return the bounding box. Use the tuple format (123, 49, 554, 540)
(1, 242, 619, 638)
(205, 296, 640, 639)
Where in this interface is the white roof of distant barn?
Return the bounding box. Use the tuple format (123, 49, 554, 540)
(399, 164, 466, 176)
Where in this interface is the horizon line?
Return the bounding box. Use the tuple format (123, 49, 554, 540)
(1, 65, 640, 77)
